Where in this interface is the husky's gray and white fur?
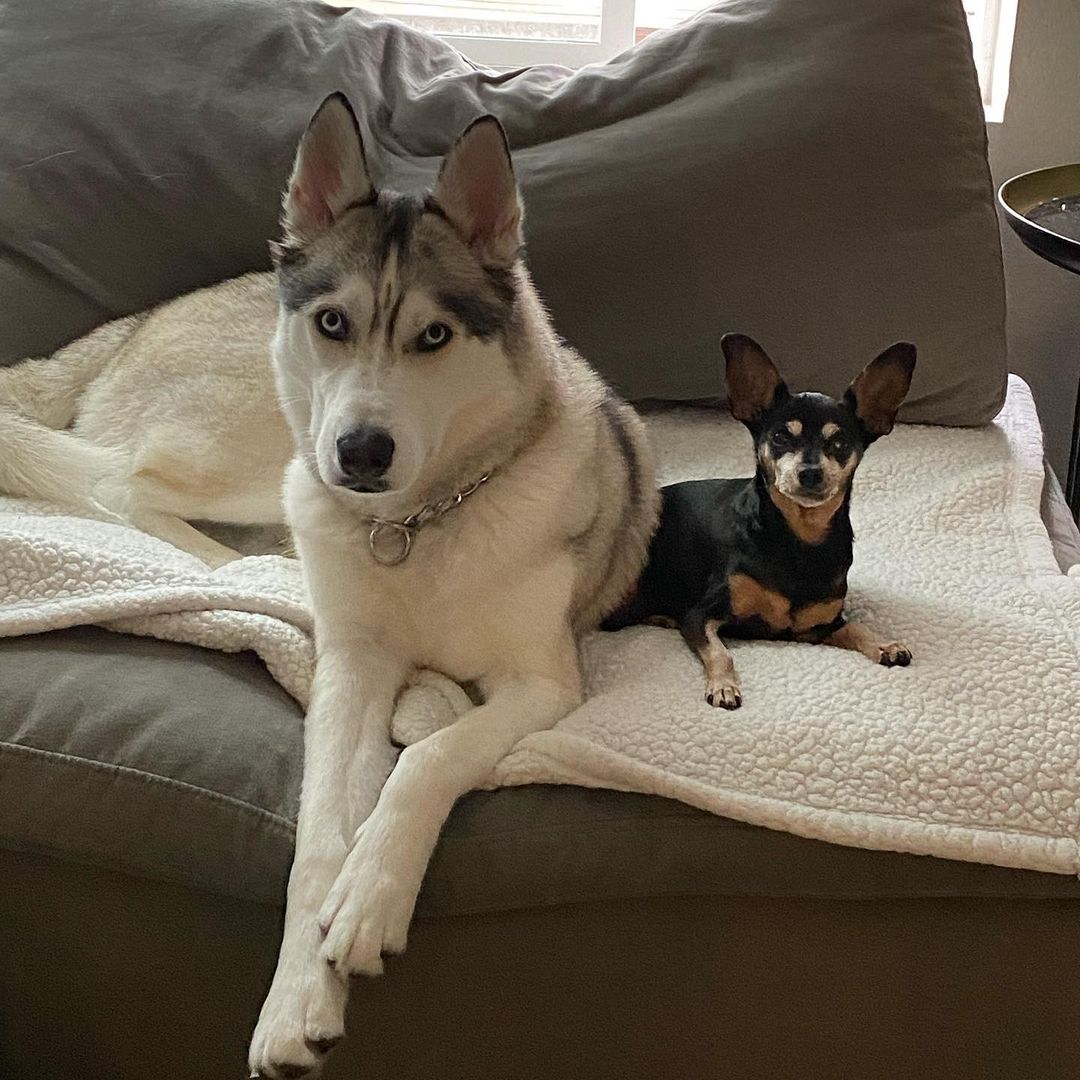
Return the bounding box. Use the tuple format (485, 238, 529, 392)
(0, 93, 657, 1075)
(0, 271, 294, 564)
(243, 93, 658, 1077)
(244, 92, 657, 1078)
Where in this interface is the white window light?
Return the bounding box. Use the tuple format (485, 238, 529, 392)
(965, 0, 1018, 123)
(353, 0, 1018, 122)
(354, 0, 638, 68)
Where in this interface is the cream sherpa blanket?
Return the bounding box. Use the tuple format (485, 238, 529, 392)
(2, 376, 1078, 874)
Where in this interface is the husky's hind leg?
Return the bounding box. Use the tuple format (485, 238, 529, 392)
(126, 475, 244, 566)
(125, 448, 271, 566)
(126, 506, 242, 567)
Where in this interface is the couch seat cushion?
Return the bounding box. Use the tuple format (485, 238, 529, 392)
(3, 627, 1079, 909)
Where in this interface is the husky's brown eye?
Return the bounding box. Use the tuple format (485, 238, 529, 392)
(315, 308, 349, 341)
(417, 322, 453, 352)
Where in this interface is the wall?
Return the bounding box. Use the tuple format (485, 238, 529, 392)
(987, 0, 1080, 479)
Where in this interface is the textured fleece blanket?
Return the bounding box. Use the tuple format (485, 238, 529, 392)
(2, 376, 1078, 874)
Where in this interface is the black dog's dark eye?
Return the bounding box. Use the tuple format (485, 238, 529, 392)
(417, 322, 453, 352)
(770, 429, 791, 448)
(315, 308, 349, 341)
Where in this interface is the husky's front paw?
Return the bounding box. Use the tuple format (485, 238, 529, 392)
(248, 958, 347, 1079)
(318, 831, 418, 977)
(876, 642, 912, 667)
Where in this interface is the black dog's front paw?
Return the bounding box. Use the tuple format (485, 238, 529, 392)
(877, 642, 912, 667)
(705, 682, 742, 709)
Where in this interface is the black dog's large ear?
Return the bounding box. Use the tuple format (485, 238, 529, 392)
(721, 334, 790, 425)
(280, 93, 374, 248)
(434, 115, 522, 268)
(844, 343, 917, 441)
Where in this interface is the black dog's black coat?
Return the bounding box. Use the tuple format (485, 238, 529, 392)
(614, 470, 852, 650)
(605, 334, 917, 709)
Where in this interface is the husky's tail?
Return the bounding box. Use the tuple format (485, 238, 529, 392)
(0, 315, 144, 517)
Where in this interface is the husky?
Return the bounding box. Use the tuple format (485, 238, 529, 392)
(238, 92, 659, 1077)
(239, 92, 658, 1078)
(0, 271, 295, 565)
(0, 93, 658, 1076)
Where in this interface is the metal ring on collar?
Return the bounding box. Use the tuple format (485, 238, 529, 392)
(368, 521, 413, 566)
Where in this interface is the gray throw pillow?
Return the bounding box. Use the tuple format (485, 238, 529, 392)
(0, 0, 1006, 424)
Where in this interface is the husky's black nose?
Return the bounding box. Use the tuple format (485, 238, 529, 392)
(798, 465, 824, 489)
(336, 426, 395, 487)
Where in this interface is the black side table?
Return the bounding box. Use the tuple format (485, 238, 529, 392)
(998, 164, 1080, 520)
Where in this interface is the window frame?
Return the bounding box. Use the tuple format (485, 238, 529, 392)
(367, 0, 1019, 121)
(432, 0, 636, 69)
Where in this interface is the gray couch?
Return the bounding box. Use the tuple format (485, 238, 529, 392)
(4, 1, 1080, 1077)
(4, 562, 1080, 1080)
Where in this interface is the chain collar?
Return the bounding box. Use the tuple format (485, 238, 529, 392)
(363, 473, 491, 566)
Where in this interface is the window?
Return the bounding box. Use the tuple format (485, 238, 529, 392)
(353, 0, 635, 68)
(354, 0, 1017, 120)
(965, 0, 1018, 122)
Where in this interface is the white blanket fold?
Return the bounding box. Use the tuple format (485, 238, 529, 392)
(3, 376, 1078, 875)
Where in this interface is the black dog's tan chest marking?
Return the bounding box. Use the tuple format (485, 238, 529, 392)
(727, 573, 843, 635)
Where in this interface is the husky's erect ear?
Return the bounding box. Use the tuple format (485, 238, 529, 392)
(843, 342, 917, 442)
(280, 93, 374, 246)
(721, 334, 790, 427)
(434, 116, 522, 268)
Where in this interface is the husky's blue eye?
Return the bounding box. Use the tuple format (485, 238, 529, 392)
(315, 308, 349, 341)
(418, 322, 453, 352)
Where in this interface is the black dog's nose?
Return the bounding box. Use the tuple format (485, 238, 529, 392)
(336, 426, 395, 482)
(798, 465, 824, 489)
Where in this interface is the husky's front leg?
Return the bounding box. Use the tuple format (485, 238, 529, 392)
(318, 654, 581, 977)
(249, 645, 405, 1080)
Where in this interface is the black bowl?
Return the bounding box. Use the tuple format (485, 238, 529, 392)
(998, 164, 1080, 277)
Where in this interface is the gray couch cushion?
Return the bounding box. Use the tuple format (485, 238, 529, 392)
(3, 627, 1079, 908)
(0, 0, 1005, 424)
(0, 628, 299, 900)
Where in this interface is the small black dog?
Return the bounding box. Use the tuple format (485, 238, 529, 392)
(607, 333, 916, 709)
